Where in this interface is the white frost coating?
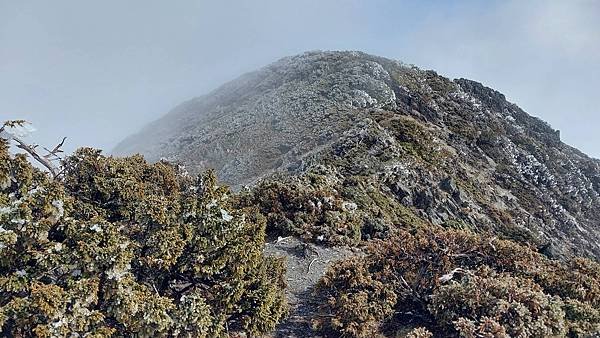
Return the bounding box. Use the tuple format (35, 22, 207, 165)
(438, 268, 466, 283)
(10, 218, 25, 226)
(348, 89, 377, 108)
(52, 199, 64, 218)
(1, 122, 36, 139)
(0, 206, 11, 216)
(450, 89, 483, 110)
(51, 319, 65, 329)
(182, 211, 197, 218)
(90, 224, 103, 232)
(106, 264, 131, 280)
(27, 186, 44, 195)
(220, 209, 233, 222)
(342, 202, 357, 211)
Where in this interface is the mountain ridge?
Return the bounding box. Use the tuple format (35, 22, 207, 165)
(114, 50, 600, 260)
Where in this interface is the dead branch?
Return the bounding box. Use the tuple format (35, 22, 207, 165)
(1, 120, 66, 179)
(308, 258, 318, 273)
(12, 136, 60, 177)
(43, 137, 66, 160)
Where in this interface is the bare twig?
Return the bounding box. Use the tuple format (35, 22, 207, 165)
(12, 136, 59, 177)
(308, 258, 318, 273)
(43, 137, 66, 159)
(274, 236, 292, 244)
(2, 120, 66, 179)
(438, 267, 472, 283)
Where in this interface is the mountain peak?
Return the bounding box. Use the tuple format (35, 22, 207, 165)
(114, 51, 600, 260)
(113, 50, 408, 184)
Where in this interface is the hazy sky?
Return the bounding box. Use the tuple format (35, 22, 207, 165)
(1, 0, 599, 157)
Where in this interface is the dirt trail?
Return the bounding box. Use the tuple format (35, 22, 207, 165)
(264, 237, 357, 337)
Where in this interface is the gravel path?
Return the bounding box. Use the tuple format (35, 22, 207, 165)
(264, 237, 357, 337)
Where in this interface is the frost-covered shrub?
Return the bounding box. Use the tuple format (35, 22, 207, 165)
(236, 173, 363, 245)
(313, 258, 397, 337)
(0, 142, 286, 337)
(430, 266, 566, 337)
(405, 327, 433, 338)
(314, 227, 600, 337)
(237, 167, 426, 246)
(562, 298, 600, 336)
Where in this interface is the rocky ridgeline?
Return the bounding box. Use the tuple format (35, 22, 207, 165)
(115, 51, 600, 260)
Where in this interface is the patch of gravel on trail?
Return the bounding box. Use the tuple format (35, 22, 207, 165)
(264, 237, 358, 337)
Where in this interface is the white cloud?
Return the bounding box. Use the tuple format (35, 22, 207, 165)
(525, 0, 600, 59)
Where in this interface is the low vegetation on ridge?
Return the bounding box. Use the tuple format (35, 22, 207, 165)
(313, 227, 600, 337)
(0, 124, 286, 337)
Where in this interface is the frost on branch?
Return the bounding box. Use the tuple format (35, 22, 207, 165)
(0, 120, 66, 178)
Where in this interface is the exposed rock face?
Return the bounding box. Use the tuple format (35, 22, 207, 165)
(114, 51, 600, 260)
(114, 51, 398, 186)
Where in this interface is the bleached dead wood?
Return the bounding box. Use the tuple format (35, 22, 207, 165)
(1, 120, 66, 179)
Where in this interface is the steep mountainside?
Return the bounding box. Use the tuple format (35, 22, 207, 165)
(114, 51, 600, 260)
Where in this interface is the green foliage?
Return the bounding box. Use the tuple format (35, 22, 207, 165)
(0, 142, 286, 337)
(379, 115, 433, 160)
(237, 163, 431, 246)
(314, 227, 600, 337)
(236, 172, 364, 245)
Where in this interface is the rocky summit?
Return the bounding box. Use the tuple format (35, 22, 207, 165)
(114, 50, 600, 260)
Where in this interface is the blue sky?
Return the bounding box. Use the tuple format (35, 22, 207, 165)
(1, 0, 599, 157)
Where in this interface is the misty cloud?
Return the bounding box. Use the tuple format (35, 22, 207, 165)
(1, 0, 598, 157)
